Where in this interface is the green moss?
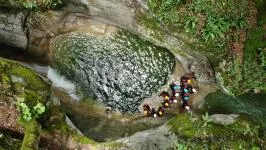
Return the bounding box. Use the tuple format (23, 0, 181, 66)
(136, 11, 165, 42)
(167, 113, 196, 138)
(8, 63, 48, 91)
(102, 141, 123, 149)
(136, 11, 161, 31)
(22, 90, 46, 106)
(18, 119, 40, 150)
(73, 135, 97, 145)
(43, 105, 70, 134)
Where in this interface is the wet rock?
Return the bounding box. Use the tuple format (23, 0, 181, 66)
(116, 124, 177, 150)
(51, 31, 175, 112)
(210, 114, 239, 125)
(25, 11, 118, 62)
(0, 8, 27, 49)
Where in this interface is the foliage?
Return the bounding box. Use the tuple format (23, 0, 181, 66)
(184, 15, 198, 35)
(148, 0, 249, 41)
(202, 16, 228, 41)
(148, 0, 183, 23)
(222, 58, 265, 96)
(201, 112, 212, 127)
(19, 0, 37, 10)
(16, 0, 63, 10)
(16, 96, 45, 121)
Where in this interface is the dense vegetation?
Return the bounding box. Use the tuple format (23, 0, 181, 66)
(148, 0, 247, 41)
(147, 0, 266, 96)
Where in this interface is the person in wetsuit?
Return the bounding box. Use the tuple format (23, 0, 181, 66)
(157, 106, 165, 117)
(160, 91, 171, 108)
(151, 108, 157, 118)
(143, 104, 151, 117)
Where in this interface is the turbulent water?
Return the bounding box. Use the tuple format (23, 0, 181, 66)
(52, 30, 175, 112)
(47, 67, 80, 100)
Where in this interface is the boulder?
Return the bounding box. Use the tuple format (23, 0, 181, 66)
(210, 114, 239, 125)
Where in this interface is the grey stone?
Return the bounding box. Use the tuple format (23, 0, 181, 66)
(0, 9, 27, 49)
(210, 114, 239, 125)
(116, 124, 177, 150)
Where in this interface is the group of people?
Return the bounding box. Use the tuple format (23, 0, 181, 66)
(143, 76, 198, 118)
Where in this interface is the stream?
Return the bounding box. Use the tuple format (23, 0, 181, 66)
(1, 36, 265, 142)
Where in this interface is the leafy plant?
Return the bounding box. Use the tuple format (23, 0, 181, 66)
(202, 15, 230, 41)
(201, 112, 212, 127)
(16, 97, 45, 121)
(20, 1, 37, 10)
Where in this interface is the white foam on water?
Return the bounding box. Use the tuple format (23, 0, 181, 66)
(47, 67, 80, 100)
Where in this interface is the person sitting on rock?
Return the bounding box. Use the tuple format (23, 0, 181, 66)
(182, 101, 190, 111)
(157, 106, 165, 117)
(143, 104, 151, 117)
(170, 95, 178, 103)
(161, 94, 171, 108)
(170, 82, 181, 99)
(162, 99, 170, 108)
(105, 106, 112, 114)
(180, 76, 189, 85)
(159, 91, 170, 99)
(185, 81, 197, 94)
(183, 87, 189, 94)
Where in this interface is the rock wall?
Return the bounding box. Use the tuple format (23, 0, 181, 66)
(0, 8, 28, 49)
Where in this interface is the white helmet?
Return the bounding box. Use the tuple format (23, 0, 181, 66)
(192, 88, 197, 94)
(175, 93, 180, 97)
(185, 106, 190, 110)
(173, 99, 178, 103)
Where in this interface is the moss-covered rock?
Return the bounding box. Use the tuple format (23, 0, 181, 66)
(0, 57, 52, 149)
(167, 113, 265, 149)
(0, 57, 50, 122)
